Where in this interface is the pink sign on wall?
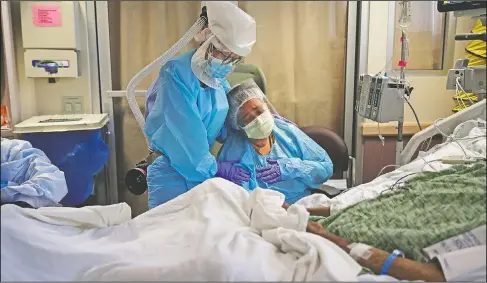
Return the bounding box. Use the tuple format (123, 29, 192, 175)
(32, 5, 62, 27)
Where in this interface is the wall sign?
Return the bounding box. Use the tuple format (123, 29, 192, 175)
(32, 5, 62, 27)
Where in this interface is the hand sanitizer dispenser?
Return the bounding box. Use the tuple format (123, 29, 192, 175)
(20, 1, 80, 78)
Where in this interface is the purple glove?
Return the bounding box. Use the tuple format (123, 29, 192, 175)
(256, 159, 282, 184)
(272, 114, 297, 127)
(216, 161, 251, 185)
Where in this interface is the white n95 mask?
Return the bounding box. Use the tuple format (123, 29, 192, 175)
(242, 110, 275, 139)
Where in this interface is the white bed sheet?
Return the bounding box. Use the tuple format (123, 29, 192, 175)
(297, 119, 486, 214)
(1, 178, 362, 281)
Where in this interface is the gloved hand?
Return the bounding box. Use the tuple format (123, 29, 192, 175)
(256, 159, 282, 184)
(272, 114, 297, 127)
(216, 161, 251, 185)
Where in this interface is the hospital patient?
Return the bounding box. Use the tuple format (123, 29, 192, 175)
(305, 222, 485, 282)
(303, 163, 487, 282)
(217, 80, 333, 204)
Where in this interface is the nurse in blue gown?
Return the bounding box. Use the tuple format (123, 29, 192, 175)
(144, 2, 257, 209)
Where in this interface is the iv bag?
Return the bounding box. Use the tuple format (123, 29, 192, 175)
(398, 1, 412, 30)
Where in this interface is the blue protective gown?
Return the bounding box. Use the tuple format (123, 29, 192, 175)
(1, 138, 68, 208)
(144, 50, 230, 209)
(217, 119, 333, 204)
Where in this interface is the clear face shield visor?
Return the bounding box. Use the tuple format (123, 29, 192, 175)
(206, 40, 243, 65)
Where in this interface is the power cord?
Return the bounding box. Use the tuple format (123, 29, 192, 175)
(433, 118, 468, 156)
(404, 97, 421, 131)
(376, 164, 401, 178)
(456, 77, 475, 106)
(420, 158, 442, 173)
(380, 172, 420, 196)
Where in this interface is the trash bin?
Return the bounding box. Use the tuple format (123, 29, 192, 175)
(13, 114, 110, 206)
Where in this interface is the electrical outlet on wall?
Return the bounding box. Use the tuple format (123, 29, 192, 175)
(63, 96, 84, 114)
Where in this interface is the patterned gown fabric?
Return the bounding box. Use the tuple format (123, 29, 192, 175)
(312, 163, 486, 262)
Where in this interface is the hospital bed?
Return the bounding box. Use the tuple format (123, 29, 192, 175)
(2, 115, 484, 281)
(297, 102, 486, 213)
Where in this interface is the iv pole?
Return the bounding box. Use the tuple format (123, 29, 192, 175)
(395, 30, 407, 165)
(395, 2, 410, 165)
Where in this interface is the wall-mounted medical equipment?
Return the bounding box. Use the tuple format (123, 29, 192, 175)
(446, 58, 486, 98)
(24, 49, 79, 78)
(20, 1, 81, 78)
(437, 1, 487, 17)
(443, 2, 486, 101)
(355, 75, 407, 123)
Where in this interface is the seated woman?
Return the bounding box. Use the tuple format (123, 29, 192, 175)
(1, 138, 68, 208)
(217, 80, 333, 204)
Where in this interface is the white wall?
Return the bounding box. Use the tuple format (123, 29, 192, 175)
(11, 1, 99, 121)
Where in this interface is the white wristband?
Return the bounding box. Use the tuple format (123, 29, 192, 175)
(348, 243, 373, 261)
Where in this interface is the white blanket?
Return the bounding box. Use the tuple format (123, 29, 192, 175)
(297, 119, 486, 214)
(1, 178, 361, 281)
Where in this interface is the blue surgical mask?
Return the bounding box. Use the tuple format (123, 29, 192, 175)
(207, 59, 234, 79)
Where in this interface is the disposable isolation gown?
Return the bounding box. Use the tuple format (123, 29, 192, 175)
(144, 50, 230, 209)
(1, 138, 68, 208)
(217, 119, 333, 204)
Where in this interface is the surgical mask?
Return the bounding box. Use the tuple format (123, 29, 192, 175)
(242, 110, 275, 139)
(207, 59, 234, 79)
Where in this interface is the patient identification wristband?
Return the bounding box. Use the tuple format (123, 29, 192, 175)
(380, 249, 404, 275)
(348, 243, 372, 261)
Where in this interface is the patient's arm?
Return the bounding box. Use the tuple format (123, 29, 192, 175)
(306, 207, 330, 217)
(306, 222, 446, 282)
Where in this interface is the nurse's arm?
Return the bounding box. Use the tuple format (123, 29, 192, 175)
(306, 222, 446, 282)
(144, 66, 218, 182)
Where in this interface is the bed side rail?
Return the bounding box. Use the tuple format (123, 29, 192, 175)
(399, 99, 486, 165)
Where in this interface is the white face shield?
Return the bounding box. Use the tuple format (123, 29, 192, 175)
(191, 35, 237, 89)
(191, 2, 256, 89)
(205, 1, 256, 57)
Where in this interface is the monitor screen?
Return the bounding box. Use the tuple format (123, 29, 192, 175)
(437, 1, 487, 12)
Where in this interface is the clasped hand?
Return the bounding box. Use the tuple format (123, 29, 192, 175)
(256, 158, 282, 184)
